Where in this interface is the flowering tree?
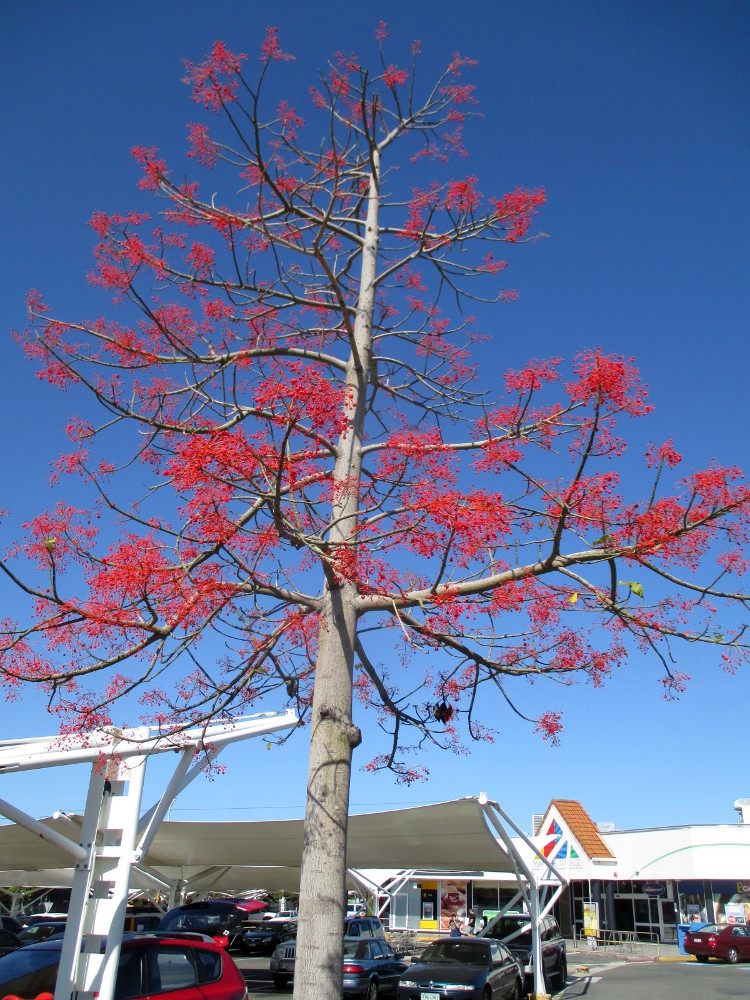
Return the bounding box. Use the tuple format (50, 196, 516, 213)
(4, 24, 750, 1000)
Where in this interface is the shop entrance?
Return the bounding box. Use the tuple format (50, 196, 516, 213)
(613, 882, 677, 942)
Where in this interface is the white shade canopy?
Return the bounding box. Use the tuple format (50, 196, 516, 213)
(0, 797, 516, 890)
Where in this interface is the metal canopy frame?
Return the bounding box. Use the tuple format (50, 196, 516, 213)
(349, 793, 567, 1000)
(0, 710, 297, 1000)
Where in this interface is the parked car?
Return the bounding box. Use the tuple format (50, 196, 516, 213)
(397, 937, 524, 1000)
(0, 930, 22, 958)
(240, 920, 295, 956)
(479, 912, 567, 990)
(0, 931, 247, 1000)
(684, 923, 750, 963)
(343, 938, 407, 999)
(18, 914, 67, 930)
(270, 916, 386, 988)
(158, 899, 267, 950)
(17, 922, 67, 946)
(263, 910, 298, 921)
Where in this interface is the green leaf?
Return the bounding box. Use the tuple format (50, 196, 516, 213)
(619, 580, 644, 598)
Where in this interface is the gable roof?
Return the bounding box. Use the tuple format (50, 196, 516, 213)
(539, 799, 615, 860)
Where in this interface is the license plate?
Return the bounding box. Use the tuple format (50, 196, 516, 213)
(279, 961, 294, 971)
(420, 993, 441, 1000)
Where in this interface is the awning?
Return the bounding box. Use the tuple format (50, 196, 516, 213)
(0, 797, 515, 887)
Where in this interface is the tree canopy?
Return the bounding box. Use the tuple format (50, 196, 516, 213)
(3, 24, 749, 1000)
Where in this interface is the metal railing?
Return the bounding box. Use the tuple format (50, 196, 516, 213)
(573, 927, 661, 959)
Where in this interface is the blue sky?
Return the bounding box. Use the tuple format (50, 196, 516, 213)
(1, 1, 749, 838)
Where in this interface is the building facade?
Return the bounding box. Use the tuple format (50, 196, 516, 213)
(379, 798, 750, 941)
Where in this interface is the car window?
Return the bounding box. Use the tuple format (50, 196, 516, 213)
(343, 940, 361, 959)
(347, 923, 360, 937)
(419, 940, 490, 966)
(355, 941, 372, 960)
(377, 941, 394, 959)
(145, 947, 199, 994)
(114, 948, 144, 1000)
(486, 916, 530, 940)
(192, 948, 222, 983)
(0, 946, 61, 998)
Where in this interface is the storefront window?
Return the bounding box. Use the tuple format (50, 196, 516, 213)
(712, 880, 750, 926)
(678, 881, 706, 924)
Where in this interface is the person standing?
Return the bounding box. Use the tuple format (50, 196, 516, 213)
(449, 918, 462, 937)
(463, 909, 476, 935)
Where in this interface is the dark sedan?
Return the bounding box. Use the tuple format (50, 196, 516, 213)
(241, 920, 296, 955)
(343, 938, 407, 998)
(685, 923, 750, 963)
(397, 938, 523, 1000)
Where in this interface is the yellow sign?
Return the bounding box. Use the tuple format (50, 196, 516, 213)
(583, 902, 599, 937)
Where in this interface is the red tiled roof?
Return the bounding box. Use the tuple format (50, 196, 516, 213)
(537, 799, 615, 859)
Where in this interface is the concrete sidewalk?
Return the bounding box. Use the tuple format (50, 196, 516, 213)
(567, 938, 692, 964)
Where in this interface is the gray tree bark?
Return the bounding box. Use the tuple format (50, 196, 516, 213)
(292, 151, 380, 1000)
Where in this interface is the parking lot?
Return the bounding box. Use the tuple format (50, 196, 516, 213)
(233, 949, 750, 1000)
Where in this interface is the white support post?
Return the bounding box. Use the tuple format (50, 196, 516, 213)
(167, 879, 186, 911)
(55, 749, 147, 1000)
(0, 799, 87, 862)
(479, 796, 568, 1000)
(1, 710, 298, 1000)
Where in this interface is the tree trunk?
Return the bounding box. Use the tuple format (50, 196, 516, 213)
(292, 586, 360, 999)
(293, 151, 380, 1000)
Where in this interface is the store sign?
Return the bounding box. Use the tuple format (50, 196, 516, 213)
(583, 902, 599, 937)
(642, 883, 666, 897)
(726, 903, 747, 925)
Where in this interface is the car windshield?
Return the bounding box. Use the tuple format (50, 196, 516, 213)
(419, 941, 489, 966)
(160, 912, 227, 933)
(487, 917, 530, 938)
(690, 924, 720, 934)
(0, 944, 61, 995)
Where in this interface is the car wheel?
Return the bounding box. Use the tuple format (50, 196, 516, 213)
(365, 979, 378, 1000)
(513, 977, 523, 1000)
(272, 974, 290, 988)
(696, 955, 709, 963)
(482, 988, 491, 1000)
(727, 947, 740, 964)
(554, 954, 567, 990)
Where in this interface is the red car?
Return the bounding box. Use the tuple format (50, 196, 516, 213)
(0, 932, 247, 1000)
(684, 923, 750, 963)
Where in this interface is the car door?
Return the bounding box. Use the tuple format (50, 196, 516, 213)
(488, 941, 516, 998)
(541, 918, 558, 978)
(141, 944, 208, 1000)
(371, 940, 400, 990)
(732, 925, 750, 960)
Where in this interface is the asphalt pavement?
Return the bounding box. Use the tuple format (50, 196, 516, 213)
(234, 942, 750, 999)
